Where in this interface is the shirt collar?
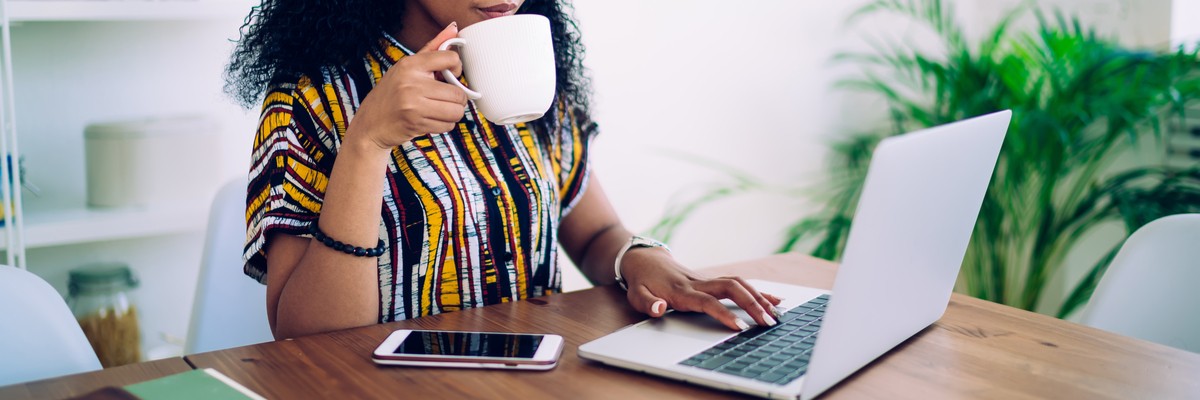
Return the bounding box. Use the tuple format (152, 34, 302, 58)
(378, 31, 416, 65)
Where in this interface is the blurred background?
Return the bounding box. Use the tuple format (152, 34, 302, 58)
(572, 0, 1199, 315)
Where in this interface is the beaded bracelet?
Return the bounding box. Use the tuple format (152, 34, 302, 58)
(309, 223, 386, 257)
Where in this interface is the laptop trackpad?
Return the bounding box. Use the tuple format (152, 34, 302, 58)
(592, 313, 737, 364)
(641, 311, 738, 342)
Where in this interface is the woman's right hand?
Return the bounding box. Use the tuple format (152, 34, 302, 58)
(349, 23, 469, 151)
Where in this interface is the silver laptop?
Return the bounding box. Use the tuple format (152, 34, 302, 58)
(578, 110, 1012, 399)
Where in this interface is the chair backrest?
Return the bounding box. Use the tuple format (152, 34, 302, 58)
(184, 178, 274, 354)
(1080, 213, 1200, 353)
(0, 265, 102, 385)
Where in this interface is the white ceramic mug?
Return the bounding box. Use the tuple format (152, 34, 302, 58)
(438, 15, 556, 125)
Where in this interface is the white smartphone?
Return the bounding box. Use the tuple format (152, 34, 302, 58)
(372, 329, 564, 371)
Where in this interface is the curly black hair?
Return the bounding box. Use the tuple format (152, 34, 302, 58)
(225, 0, 591, 136)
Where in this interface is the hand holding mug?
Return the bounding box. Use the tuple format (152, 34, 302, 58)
(437, 15, 556, 125)
(350, 23, 470, 151)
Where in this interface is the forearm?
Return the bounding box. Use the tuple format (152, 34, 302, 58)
(273, 134, 392, 338)
(560, 178, 678, 286)
(577, 226, 680, 287)
(556, 176, 777, 330)
(576, 225, 631, 285)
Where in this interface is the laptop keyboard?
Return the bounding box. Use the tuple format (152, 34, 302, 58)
(678, 294, 829, 385)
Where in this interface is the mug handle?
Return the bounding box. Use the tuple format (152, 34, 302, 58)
(437, 38, 483, 100)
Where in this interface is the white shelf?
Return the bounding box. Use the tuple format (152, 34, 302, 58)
(5, 0, 252, 22)
(0, 202, 208, 250)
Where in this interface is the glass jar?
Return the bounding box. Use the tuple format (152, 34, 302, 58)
(67, 263, 142, 368)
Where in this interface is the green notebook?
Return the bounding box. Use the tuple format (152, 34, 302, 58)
(123, 368, 265, 400)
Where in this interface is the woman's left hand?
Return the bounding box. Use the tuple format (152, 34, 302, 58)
(619, 248, 784, 331)
(555, 177, 782, 332)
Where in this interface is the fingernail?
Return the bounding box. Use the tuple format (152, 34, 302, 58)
(761, 312, 778, 327)
(735, 319, 750, 331)
(651, 300, 666, 315)
(771, 306, 785, 318)
(450, 21, 458, 29)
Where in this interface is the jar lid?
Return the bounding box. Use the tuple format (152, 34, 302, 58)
(68, 263, 139, 296)
(83, 115, 218, 140)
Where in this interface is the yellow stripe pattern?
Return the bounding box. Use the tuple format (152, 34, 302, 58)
(242, 32, 599, 321)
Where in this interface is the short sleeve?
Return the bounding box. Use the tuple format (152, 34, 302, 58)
(552, 100, 600, 217)
(243, 81, 334, 284)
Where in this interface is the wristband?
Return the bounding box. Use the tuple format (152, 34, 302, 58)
(614, 235, 670, 290)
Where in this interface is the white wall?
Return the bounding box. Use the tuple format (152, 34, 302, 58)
(562, 1, 904, 291)
(1175, 0, 1200, 47)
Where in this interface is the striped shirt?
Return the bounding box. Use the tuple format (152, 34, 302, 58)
(244, 33, 597, 322)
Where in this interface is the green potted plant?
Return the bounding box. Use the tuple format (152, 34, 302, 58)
(654, 0, 1200, 318)
(797, 0, 1200, 317)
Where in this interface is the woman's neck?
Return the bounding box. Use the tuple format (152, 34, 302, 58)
(396, 3, 442, 52)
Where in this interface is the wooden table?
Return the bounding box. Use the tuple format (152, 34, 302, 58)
(5, 254, 1197, 399)
(182, 253, 1200, 399)
(0, 357, 192, 400)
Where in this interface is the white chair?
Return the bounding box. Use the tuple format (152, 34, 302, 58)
(185, 178, 274, 354)
(0, 265, 102, 385)
(1080, 213, 1200, 353)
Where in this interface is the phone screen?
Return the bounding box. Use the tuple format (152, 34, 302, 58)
(394, 331, 545, 359)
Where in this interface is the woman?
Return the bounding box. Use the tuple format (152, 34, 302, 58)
(227, 0, 782, 339)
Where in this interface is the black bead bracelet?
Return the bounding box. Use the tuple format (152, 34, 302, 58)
(309, 223, 386, 257)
